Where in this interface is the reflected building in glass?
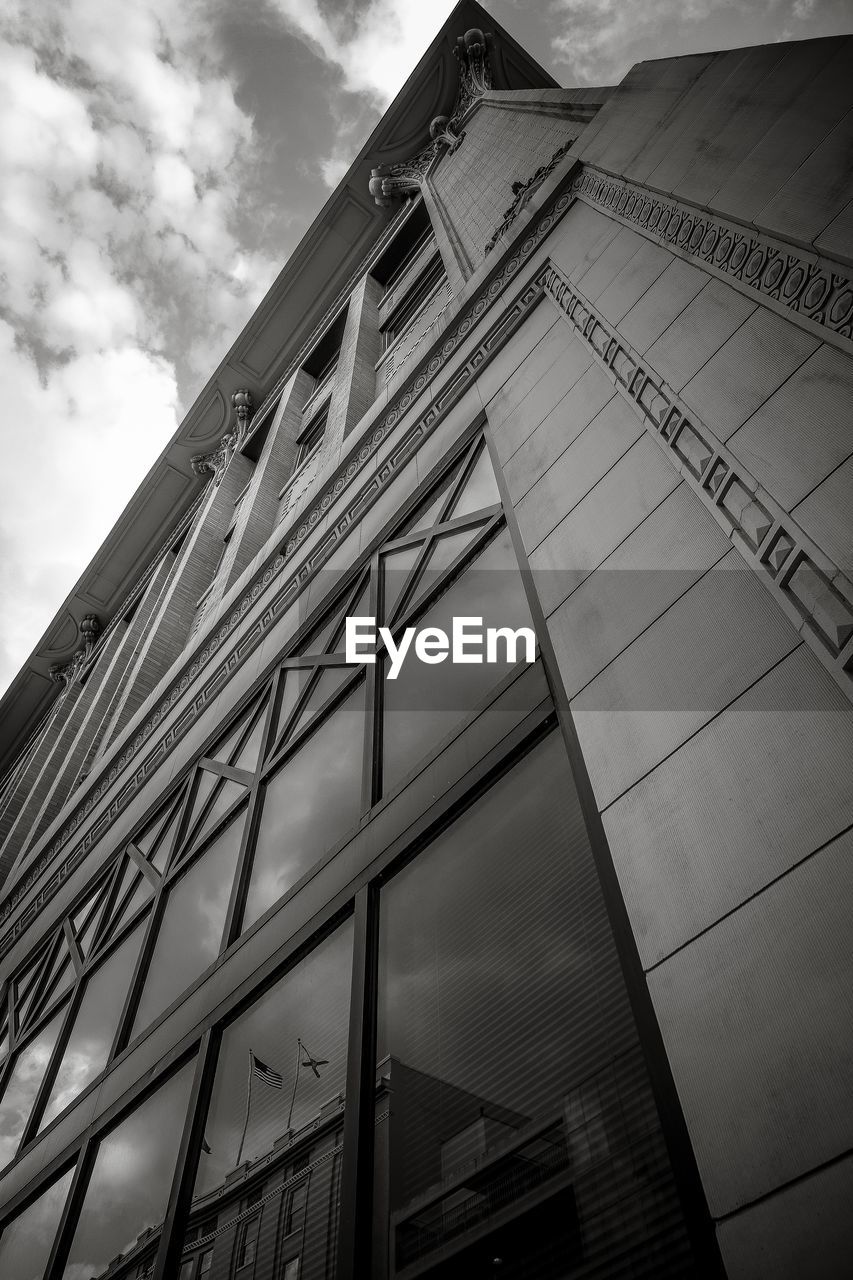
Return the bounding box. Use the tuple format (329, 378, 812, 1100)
(1, 4, 852, 1278)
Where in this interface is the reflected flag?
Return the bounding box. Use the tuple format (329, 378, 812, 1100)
(251, 1051, 283, 1089)
(300, 1041, 328, 1079)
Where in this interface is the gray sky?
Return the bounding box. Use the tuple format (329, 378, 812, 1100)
(0, 0, 849, 695)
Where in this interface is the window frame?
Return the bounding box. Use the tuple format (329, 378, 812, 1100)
(234, 1208, 262, 1273)
(293, 402, 328, 472)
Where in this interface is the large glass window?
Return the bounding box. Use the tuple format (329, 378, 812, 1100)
(0, 1008, 64, 1168)
(61, 1058, 195, 1278)
(375, 733, 694, 1278)
(242, 682, 364, 932)
(190, 923, 353, 1280)
(130, 813, 245, 1040)
(381, 525, 533, 796)
(0, 1164, 74, 1279)
(39, 919, 147, 1131)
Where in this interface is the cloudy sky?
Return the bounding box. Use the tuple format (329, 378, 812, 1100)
(0, 0, 849, 696)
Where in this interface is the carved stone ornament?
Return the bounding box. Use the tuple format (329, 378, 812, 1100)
(429, 114, 464, 153)
(191, 389, 254, 483)
(453, 27, 492, 115)
(369, 28, 493, 206)
(485, 139, 575, 254)
(369, 144, 436, 207)
(48, 614, 102, 692)
(232, 388, 254, 440)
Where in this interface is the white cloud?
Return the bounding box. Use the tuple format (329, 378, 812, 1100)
(0, 0, 280, 694)
(550, 0, 718, 83)
(269, 0, 456, 105)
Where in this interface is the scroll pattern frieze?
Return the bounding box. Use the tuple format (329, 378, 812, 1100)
(572, 168, 853, 345)
(541, 260, 853, 693)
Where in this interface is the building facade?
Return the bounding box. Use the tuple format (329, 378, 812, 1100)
(0, 4, 851, 1277)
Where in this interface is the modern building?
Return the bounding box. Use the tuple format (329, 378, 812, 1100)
(0, 4, 851, 1277)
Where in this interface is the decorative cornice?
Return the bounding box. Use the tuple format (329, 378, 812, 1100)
(429, 114, 465, 153)
(0, 169, 579, 959)
(541, 259, 853, 687)
(47, 615, 102, 694)
(485, 139, 575, 254)
(232, 388, 254, 436)
(191, 390, 254, 483)
(369, 28, 493, 206)
(453, 27, 493, 113)
(574, 167, 853, 347)
(369, 143, 436, 207)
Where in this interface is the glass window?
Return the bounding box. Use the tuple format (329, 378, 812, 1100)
(199, 1247, 213, 1275)
(0, 1007, 65, 1169)
(284, 1180, 307, 1236)
(190, 924, 351, 1280)
(381, 526, 534, 796)
(61, 1059, 195, 1278)
(294, 407, 327, 470)
(242, 684, 364, 933)
(179, 1259, 195, 1280)
(39, 920, 147, 1132)
(282, 1257, 300, 1280)
(236, 1213, 260, 1268)
(0, 1164, 74, 1280)
(375, 734, 694, 1277)
(131, 815, 245, 1040)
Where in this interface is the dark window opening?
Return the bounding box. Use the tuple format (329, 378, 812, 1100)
(294, 402, 328, 472)
(381, 254, 446, 353)
(372, 198, 432, 291)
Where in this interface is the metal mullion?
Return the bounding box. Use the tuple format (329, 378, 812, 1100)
(381, 505, 494, 556)
(0, 980, 73, 1085)
(44, 1139, 96, 1280)
(222, 669, 282, 949)
(387, 533, 433, 629)
(226, 694, 268, 768)
(429, 503, 501, 538)
(268, 661, 322, 758)
(111, 895, 161, 1058)
(15, 936, 54, 1025)
(62, 919, 83, 980)
(362, 553, 381, 814)
(94, 864, 154, 956)
(127, 839, 163, 887)
(164, 772, 197, 873)
(20, 933, 64, 1034)
(70, 870, 111, 945)
(181, 766, 233, 858)
(151, 1029, 220, 1280)
(19, 986, 79, 1150)
(87, 858, 128, 955)
(438, 432, 481, 519)
(335, 883, 379, 1280)
(168, 791, 250, 892)
(196, 758, 255, 787)
(393, 512, 503, 637)
(263, 668, 364, 780)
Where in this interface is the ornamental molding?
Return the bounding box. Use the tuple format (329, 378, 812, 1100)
(485, 139, 575, 255)
(573, 167, 853, 347)
(191, 389, 255, 483)
(369, 28, 493, 206)
(47, 615, 102, 695)
(0, 171, 578, 958)
(541, 259, 853, 690)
